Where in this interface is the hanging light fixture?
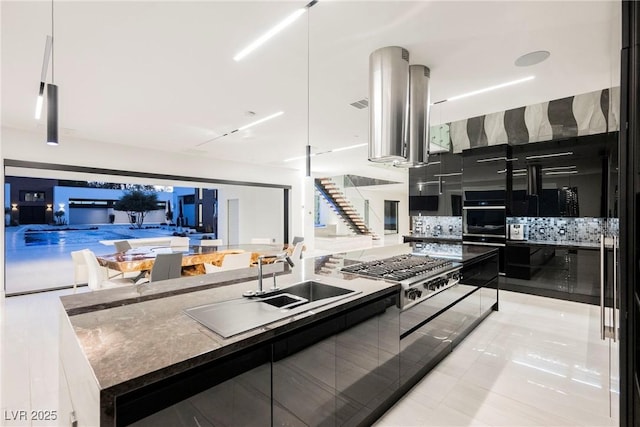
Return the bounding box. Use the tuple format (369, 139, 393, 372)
(36, 0, 59, 145)
(46, 83, 58, 145)
(35, 36, 52, 120)
(46, 0, 58, 145)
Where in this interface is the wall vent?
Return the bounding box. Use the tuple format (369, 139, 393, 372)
(350, 99, 369, 109)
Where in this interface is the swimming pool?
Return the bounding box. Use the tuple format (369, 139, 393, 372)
(24, 229, 135, 246)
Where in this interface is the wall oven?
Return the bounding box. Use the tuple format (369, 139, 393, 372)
(462, 201, 506, 239)
(462, 201, 506, 273)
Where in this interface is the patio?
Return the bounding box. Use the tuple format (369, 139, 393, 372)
(4, 224, 201, 295)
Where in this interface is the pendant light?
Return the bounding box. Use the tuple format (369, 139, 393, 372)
(46, 0, 58, 145)
(36, 0, 59, 145)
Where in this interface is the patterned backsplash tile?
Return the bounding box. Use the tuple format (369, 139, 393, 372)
(507, 216, 619, 244)
(411, 216, 462, 238)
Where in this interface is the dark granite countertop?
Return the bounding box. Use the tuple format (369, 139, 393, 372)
(59, 243, 496, 400)
(506, 240, 600, 250)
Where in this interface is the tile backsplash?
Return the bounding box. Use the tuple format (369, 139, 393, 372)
(411, 216, 462, 238)
(507, 217, 619, 244)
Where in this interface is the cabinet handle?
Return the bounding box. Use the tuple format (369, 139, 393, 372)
(613, 235, 618, 342)
(600, 234, 605, 341)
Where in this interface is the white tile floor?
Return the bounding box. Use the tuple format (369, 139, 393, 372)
(1, 288, 619, 426)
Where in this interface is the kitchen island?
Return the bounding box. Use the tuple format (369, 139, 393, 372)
(58, 243, 498, 427)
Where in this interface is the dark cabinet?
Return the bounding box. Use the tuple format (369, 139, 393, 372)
(272, 293, 400, 427)
(408, 152, 462, 216)
(510, 133, 617, 218)
(504, 245, 601, 304)
(462, 145, 510, 204)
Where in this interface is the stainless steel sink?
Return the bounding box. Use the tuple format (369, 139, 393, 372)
(184, 281, 359, 338)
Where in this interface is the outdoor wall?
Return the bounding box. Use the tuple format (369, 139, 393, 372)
(53, 186, 174, 225)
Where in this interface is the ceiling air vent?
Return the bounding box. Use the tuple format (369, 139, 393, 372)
(350, 99, 369, 109)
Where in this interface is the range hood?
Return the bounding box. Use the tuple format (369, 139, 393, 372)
(396, 64, 431, 168)
(368, 46, 431, 167)
(368, 46, 410, 163)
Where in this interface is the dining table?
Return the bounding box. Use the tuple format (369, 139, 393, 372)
(95, 243, 287, 276)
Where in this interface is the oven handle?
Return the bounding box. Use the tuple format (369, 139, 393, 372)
(463, 233, 507, 239)
(462, 206, 506, 210)
(600, 233, 605, 341)
(463, 241, 506, 247)
(613, 235, 618, 342)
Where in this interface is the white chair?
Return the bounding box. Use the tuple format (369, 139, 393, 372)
(200, 239, 223, 247)
(113, 240, 132, 253)
(70, 250, 88, 291)
(204, 252, 252, 273)
(170, 236, 191, 247)
(291, 241, 304, 261)
(81, 250, 133, 290)
(250, 238, 272, 244)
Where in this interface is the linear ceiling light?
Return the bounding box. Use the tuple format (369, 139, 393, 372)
(434, 76, 535, 104)
(526, 151, 573, 160)
(283, 143, 366, 162)
(234, 6, 308, 61)
(195, 111, 284, 146)
(237, 111, 284, 131)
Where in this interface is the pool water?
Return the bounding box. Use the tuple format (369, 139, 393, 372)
(24, 229, 135, 246)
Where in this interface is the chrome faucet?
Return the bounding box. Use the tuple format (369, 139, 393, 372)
(243, 252, 294, 297)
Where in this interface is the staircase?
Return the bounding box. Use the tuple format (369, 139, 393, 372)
(314, 178, 380, 240)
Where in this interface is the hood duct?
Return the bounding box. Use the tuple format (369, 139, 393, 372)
(368, 46, 410, 163)
(395, 64, 430, 168)
(527, 164, 542, 196)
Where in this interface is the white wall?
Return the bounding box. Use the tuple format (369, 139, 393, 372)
(215, 184, 285, 245)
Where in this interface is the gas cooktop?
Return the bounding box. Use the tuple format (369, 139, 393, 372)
(340, 254, 458, 284)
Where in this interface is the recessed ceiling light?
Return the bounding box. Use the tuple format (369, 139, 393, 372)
(515, 50, 550, 67)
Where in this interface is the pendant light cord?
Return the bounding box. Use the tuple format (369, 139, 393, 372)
(51, 0, 54, 83)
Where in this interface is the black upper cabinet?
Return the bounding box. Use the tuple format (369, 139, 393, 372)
(408, 152, 462, 216)
(462, 145, 511, 204)
(510, 133, 617, 218)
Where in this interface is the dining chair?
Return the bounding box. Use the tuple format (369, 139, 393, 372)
(250, 238, 272, 244)
(114, 240, 132, 253)
(136, 253, 183, 284)
(70, 250, 88, 291)
(81, 249, 134, 290)
(200, 239, 223, 247)
(204, 252, 252, 273)
(291, 241, 304, 261)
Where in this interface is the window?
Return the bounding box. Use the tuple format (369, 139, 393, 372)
(20, 191, 46, 202)
(384, 200, 399, 234)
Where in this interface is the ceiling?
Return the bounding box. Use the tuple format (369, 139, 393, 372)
(1, 1, 620, 181)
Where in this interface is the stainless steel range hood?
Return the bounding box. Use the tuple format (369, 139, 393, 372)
(396, 64, 431, 168)
(368, 46, 410, 163)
